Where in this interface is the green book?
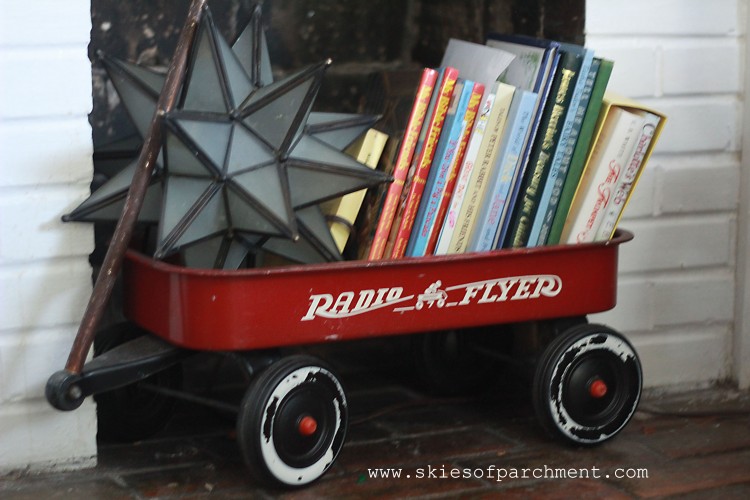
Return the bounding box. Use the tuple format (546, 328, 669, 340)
(546, 58, 614, 246)
(504, 48, 584, 248)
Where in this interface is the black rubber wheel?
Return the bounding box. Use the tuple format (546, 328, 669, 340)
(237, 355, 348, 488)
(94, 322, 182, 443)
(532, 324, 642, 446)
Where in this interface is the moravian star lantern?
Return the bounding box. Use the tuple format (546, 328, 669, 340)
(66, 4, 389, 266)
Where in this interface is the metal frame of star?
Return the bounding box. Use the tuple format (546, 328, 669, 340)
(65, 4, 390, 267)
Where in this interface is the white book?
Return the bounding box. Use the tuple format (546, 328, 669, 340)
(445, 82, 516, 254)
(560, 106, 646, 244)
(595, 111, 662, 240)
(434, 89, 497, 255)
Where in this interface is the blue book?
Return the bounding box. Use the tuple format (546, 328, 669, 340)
(469, 89, 537, 252)
(527, 44, 595, 246)
(407, 79, 474, 257)
(537, 58, 601, 246)
(485, 35, 562, 248)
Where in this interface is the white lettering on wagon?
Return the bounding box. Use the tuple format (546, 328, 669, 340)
(301, 275, 562, 321)
(301, 287, 413, 321)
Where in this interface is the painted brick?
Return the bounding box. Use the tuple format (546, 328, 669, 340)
(615, 216, 734, 273)
(580, 40, 659, 98)
(0, 399, 97, 469)
(0, 328, 82, 402)
(0, 273, 25, 332)
(0, 47, 92, 120)
(595, 270, 735, 334)
(656, 157, 741, 214)
(0, 0, 100, 473)
(626, 326, 731, 386)
(0, 260, 92, 332)
(592, 277, 656, 332)
(652, 270, 735, 326)
(0, 0, 91, 48)
(586, 0, 741, 36)
(652, 97, 740, 153)
(662, 41, 742, 95)
(0, 186, 94, 263)
(0, 118, 93, 187)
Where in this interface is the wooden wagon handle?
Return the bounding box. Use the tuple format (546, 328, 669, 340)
(64, 0, 208, 374)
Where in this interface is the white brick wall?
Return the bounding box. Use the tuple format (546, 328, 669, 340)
(586, 0, 747, 387)
(0, 0, 97, 471)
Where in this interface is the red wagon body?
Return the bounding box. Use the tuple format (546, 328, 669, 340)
(124, 230, 632, 351)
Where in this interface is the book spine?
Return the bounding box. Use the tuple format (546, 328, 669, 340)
(528, 49, 594, 246)
(366, 68, 438, 260)
(433, 89, 495, 255)
(383, 68, 449, 258)
(389, 67, 459, 259)
(546, 59, 613, 245)
(425, 82, 484, 255)
(494, 50, 562, 248)
(505, 51, 582, 248)
(447, 82, 516, 254)
(325, 129, 389, 251)
(408, 79, 475, 257)
(355, 135, 399, 259)
(561, 108, 645, 244)
(470, 90, 537, 252)
(595, 112, 660, 240)
(529, 55, 599, 246)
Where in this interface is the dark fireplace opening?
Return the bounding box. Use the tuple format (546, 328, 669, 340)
(90, 0, 584, 148)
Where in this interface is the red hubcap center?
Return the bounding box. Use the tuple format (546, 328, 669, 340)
(298, 415, 318, 436)
(589, 379, 608, 398)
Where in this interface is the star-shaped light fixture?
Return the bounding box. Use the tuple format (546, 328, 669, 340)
(66, 4, 389, 267)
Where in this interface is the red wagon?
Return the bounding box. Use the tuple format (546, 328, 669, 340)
(47, 229, 641, 488)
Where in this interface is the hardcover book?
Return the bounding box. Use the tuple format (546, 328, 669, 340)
(528, 44, 595, 246)
(407, 79, 475, 257)
(594, 103, 666, 240)
(367, 68, 438, 260)
(469, 89, 537, 252)
(388, 67, 459, 258)
(485, 33, 560, 103)
(445, 81, 516, 254)
(351, 133, 399, 259)
(322, 128, 389, 252)
(434, 84, 497, 255)
(484, 34, 562, 248)
(503, 48, 584, 248)
(440, 38, 515, 90)
(546, 58, 614, 245)
(424, 81, 484, 255)
(560, 93, 666, 244)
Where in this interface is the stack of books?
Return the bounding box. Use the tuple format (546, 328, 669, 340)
(354, 35, 666, 260)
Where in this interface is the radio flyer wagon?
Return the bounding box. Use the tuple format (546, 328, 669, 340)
(44, 0, 642, 486)
(46, 229, 641, 488)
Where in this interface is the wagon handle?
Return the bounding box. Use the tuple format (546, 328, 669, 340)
(64, 0, 208, 374)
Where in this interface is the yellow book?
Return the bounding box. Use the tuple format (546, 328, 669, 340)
(322, 128, 389, 251)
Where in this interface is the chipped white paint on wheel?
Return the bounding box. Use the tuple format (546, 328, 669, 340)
(548, 333, 640, 444)
(259, 366, 345, 486)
